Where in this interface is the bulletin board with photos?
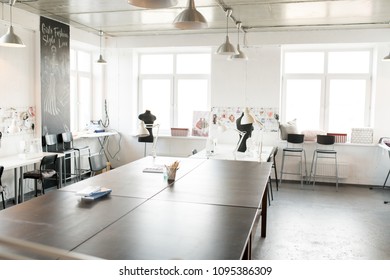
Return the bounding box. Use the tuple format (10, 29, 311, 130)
(210, 107, 279, 132)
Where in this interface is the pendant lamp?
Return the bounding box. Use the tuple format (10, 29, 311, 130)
(97, 30, 107, 64)
(0, 0, 25, 48)
(229, 22, 247, 61)
(128, 0, 178, 9)
(216, 9, 237, 55)
(173, 0, 207, 30)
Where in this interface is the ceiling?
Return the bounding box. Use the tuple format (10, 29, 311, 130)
(4, 0, 390, 37)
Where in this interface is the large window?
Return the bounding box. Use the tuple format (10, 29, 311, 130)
(281, 49, 372, 133)
(70, 49, 93, 131)
(138, 51, 211, 133)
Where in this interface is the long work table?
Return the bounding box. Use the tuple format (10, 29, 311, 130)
(0, 156, 272, 260)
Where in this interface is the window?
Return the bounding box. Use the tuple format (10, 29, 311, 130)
(138, 51, 211, 133)
(70, 49, 93, 131)
(282, 49, 372, 133)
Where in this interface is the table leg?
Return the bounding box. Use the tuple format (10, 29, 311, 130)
(13, 168, 18, 205)
(261, 183, 268, 238)
(19, 166, 24, 203)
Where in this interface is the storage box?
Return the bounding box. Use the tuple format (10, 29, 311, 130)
(171, 128, 189, 137)
(327, 133, 347, 143)
(351, 128, 373, 144)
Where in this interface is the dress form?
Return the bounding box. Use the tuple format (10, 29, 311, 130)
(138, 110, 156, 143)
(236, 112, 254, 152)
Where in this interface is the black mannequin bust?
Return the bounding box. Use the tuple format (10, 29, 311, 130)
(236, 112, 254, 152)
(138, 110, 156, 143)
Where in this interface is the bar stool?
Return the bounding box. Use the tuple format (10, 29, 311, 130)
(280, 133, 307, 187)
(61, 132, 91, 182)
(309, 135, 338, 191)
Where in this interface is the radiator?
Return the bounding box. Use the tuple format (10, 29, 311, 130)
(307, 161, 349, 179)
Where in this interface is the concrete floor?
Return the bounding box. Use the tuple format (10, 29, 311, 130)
(252, 181, 390, 260)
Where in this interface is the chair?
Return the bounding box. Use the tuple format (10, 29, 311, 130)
(309, 135, 338, 190)
(266, 147, 279, 204)
(268, 146, 279, 191)
(88, 153, 108, 177)
(0, 166, 6, 209)
(21, 154, 58, 197)
(44, 134, 59, 152)
(61, 132, 91, 181)
(280, 133, 307, 187)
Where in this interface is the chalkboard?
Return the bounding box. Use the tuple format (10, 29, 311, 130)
(40, 17, 70, 135)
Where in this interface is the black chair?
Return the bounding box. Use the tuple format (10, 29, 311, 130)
(61, 132, 91, 182)
(280, 133, 307, 188)
(266, 147, 278, 204)
(268, 146, 279, 191)
(21, 154, 58, 197)
(44, 134, 59, 152)
(309, 135, 338, 190)
(88, 153, 107, 177)
(0, 166, 6, 209)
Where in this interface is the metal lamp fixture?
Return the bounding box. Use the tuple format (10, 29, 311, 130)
(173, 0, 207, 30)
(229, 22, 247, 61)
(383, 52, 390, 60)
(97, 30, 107, 64)
(0, 0, 25, 48)
(128, 0, 178, 9)
(137, 121, 160, 157)
(216, 8, 237, 55)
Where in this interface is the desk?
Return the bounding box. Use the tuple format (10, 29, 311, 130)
(75, 131, 117, 161)
(0, 156, 271, 259)
(192, 143, 273, 162)
(0, 152, 62, 204)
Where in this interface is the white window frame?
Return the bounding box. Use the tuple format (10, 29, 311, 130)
(70, 48, 93, 132)
(137, 50, 211, 134)
(281, 48, 373, 132)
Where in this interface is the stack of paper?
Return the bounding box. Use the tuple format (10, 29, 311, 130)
(76, 186, 112, 200)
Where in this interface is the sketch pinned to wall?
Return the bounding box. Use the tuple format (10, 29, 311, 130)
(192, 111, 210, 137)
(0, 106, 36, 136)
(40, 16, 70, 135)
(211, 107, 279, 132)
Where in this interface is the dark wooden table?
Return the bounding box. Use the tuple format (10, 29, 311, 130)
(0, 156, 271, 260)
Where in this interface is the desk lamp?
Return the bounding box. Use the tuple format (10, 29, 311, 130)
(217, 123, 247, 160)
(137, 121, 160, 158)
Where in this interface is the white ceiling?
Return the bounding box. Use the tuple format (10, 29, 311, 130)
(5, 0, 390, 37)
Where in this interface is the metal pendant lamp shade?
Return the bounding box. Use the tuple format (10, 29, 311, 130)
(383, 52, 390, 60)
(97, 30, 107, 64)
(229, 22, 247, 61)
(216, 9, 237, 55)
(128, 0, 178, 9)
(0, 26, 25, 47)
(173, 0, 207, 30)
(0, 1, 25, 48)
(97, 54, 107, 64)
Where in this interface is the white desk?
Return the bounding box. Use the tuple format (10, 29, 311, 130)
(75, 131, 117, 161)
(0, 152, 62, 204)
(191, 143, 273, 162)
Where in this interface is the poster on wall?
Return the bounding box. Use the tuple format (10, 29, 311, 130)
(40, 16, 70, 135)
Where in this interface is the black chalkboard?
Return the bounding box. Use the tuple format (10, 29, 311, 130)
(40, 17, 70, 135)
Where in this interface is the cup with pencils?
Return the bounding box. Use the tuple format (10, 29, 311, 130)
(166, 160, 180, 183)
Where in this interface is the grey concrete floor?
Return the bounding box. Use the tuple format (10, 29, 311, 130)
(252, 181, 390, 260)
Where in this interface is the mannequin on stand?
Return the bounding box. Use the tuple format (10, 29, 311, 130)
(236, 112, 254, 152)
(138, 110, 156, 143)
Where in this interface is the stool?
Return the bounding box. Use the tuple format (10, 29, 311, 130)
(309, 135, 338, 190)
(61, 132, 91, 182)
(280, 134, 307, 187)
